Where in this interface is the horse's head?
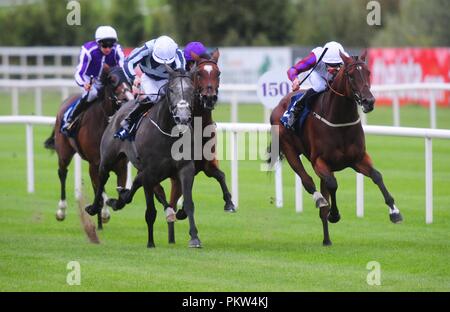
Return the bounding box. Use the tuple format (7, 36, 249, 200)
(339, 50, 375, 113)
(164, 65, 195, 126)
(101, 65, 134, 112)
(190, 49, 220, 110)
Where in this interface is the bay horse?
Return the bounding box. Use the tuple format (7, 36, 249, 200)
(44, 65, 134, 230)
(85, 66, 200, 248)
(269, 50, 403, 246)
(170, 49, 236, 221)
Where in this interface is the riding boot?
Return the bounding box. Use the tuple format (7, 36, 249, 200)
(114, 99, 155, 140)
(62, 96, 91, 134)
(281, 88, 317, 129)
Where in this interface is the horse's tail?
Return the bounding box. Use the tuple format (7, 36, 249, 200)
(44, 128, 56, 150)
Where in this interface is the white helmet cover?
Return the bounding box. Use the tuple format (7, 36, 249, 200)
(322, 41, 349, 64)
(152, 35, 178, 64)
(95, 26, 118, 42)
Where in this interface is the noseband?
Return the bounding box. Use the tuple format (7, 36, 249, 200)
(327, 61, 369, 105)
(194, 59, 220, 106)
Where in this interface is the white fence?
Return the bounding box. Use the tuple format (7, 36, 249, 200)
(1, 79, 449, 127)
(1, 115, 449, 224)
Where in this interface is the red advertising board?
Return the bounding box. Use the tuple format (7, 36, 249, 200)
(368, 48, 449, 106)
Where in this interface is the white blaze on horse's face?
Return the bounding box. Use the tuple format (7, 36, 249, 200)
(203, 64, 213, 76)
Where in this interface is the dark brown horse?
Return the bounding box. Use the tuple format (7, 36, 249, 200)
(45, 65, 133, 229)
(269, 50, 403, 246)
(170, 49, 236, 222)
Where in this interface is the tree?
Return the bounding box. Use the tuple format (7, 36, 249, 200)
(168, 0, 293, 46)
(372, 0, 450, 46)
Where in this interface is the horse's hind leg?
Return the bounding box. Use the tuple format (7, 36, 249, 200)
(153, 183, 176, 244)
(354, 153, 403, 223)
(143, 184, 157, 248)
(203, 160, 236, 213)
(56, 152, 74, 221)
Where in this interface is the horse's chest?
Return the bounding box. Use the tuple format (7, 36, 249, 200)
(322, 141, 364, 169)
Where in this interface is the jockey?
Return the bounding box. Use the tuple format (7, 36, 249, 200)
(61, 26, 124, 134)
(280, 41, 349, 129)
(184, 41, 207, 71)
(114, 35, 185, 140)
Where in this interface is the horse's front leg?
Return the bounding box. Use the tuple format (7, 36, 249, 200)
(353, 153, 403, 223)
(142, 183, 157, 248)
(203, 160, 236, 212)
(88, 163, 105, 230)
(179, 162, 200, 248)
(312, 157, 339, 246)
(85, 164, 110, 217)
(280, 138, 328, 208)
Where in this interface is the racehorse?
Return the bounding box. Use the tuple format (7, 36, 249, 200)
(44, 65, 134, 230)
(170, 49, 236, 221)
(105, 50, 235, 244)
(85, 66, 201, 248)
(269, 50, 403, 246)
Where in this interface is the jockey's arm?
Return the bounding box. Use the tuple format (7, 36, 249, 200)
(124, 44, 151, 84)
(74, 47, 91, 88)
(287, 52, 317, 91)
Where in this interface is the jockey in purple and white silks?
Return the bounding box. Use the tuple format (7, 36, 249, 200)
(114, 35, 186, 140)
(280, 41, 350, 129)
(183, 41, 207, 71)
(61, 25, 125, 134)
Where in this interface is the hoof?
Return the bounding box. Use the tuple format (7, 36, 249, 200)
(165, 207, 176, 223)
(328, 212, 341, 223)
(118, 187, 132, 204)
(101, 213, 110, 224)
(85, 204, 99, 216)
(316, 198, 329, 209)
(55, 210, 65, 221)
(390, 212, 403, 224)
(147, 242, 155, 248)
(224, 202, 237, 213)
(106, 198, 125, 211)
(176, 209, 187, 220)
(189, 238, 202, 248)
(322, 240, 332, 246)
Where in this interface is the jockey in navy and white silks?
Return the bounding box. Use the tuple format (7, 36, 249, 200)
(280, 41, 350, 129)
(114, 35, 185, 140)
(62, 25, 124, 134)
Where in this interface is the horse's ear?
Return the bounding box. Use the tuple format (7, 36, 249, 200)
(359, 49, 368, 62)
(164, 63, 175, 75)
(211, 48, 220, 63)
(339, 50, 352, 65)
(190, 51, 201, 63)
(189, 62, 197, 76)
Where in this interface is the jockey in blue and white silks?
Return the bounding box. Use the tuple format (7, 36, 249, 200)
(114, 35, 186, 140)
(61, 25, 125, 134)
(280, 41, 350, 129)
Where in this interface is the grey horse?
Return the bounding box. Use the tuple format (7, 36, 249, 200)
(85, 66, 201, 248)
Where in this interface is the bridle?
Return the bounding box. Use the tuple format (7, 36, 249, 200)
(327, 61, 369, 106)
(194, 59, 220, 108)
